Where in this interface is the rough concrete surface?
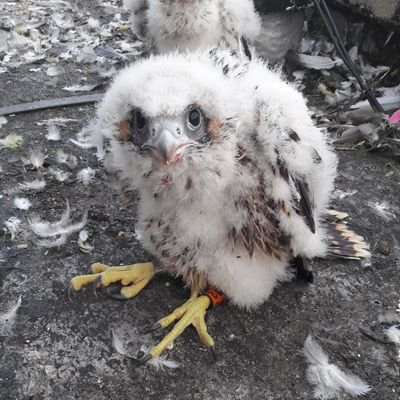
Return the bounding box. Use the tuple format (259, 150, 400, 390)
(1, 2, 400, 400)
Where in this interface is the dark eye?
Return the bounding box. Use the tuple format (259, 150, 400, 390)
(187, 108, 202, 130)
(134, 110, 147, 132)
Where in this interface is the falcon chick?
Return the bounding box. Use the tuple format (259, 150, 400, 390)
(71, 50, 369, 362)
(123, 0, 261, 54)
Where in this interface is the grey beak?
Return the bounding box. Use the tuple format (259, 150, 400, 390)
(153, 129, 178, 164)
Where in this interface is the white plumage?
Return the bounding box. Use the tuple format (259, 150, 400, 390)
(91, 50, 343, 308)
(123, 0, 261, 54)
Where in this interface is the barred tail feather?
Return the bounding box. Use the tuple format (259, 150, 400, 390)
(324, 210, 370, 260)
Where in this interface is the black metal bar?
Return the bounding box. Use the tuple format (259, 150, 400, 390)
(0, 93, 104, 117)
(313, 0, 385, 114)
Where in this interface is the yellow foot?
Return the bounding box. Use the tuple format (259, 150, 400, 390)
(70, 262, 154, 299)
(141, 288, 214, 362)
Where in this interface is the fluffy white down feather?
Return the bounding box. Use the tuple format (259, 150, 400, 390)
(304, 335, 371, 399)
(90, 51, 337, 308)
(124, 0, 261, 54)
(0, 296, 22, 335)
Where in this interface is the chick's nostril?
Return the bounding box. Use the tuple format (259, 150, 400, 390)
(176, 127, 181, 135)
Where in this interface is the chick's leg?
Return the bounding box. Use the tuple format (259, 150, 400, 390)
(143, 286, 224, 361)
(71, 262, 154, 299)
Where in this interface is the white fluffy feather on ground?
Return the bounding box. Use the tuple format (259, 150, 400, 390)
(14, 197, 32, 210)
(0, 133, 23, 149)
(46, 125, 61, 141)
(111, 329, 179, 370)
(49, 167, 71, 182)
(3, 217, 22, 240)
(76, 167, 96, 185)
(386, 326, 400, 345)
(0, 296, 22, 335)
(18, 179, 46, 191)
(29, 201, 87, 248)
(27, 149, 47, 169)
(303, 335, 371, 399)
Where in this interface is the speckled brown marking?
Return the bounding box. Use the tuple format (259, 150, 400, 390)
(288, 130, 300, 142)
(185, 176, 193, 190)
(207, 118, 224, 140)
(121, 190, 135, 205)
(161, 249, 170, 258)
(235, 179, 289, 260)
(116, 120, 131, 142)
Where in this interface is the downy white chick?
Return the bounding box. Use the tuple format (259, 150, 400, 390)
(71, 50, 369, 362)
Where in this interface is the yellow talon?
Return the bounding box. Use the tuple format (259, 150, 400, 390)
(71, 262, 155, 299)
(148, 286, 213, 359)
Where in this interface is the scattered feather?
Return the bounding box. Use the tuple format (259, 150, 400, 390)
(76, 167, 96, 185)
(79, 229, 89, 242)
(78, 229, 93, 253)
(4, 217, 22, 240)
(293, 54, 343, 70)
(46, 125, 61, 141)
(69, 138, 94, 149)
(14, 197, 32, 210)
(87, 17, 100, 31)
(0, 296, 22, 335)
(56, 149, 78, 168)
(49, 167, 70, 182)
(0, 116, 7, 127)
(368, 201, 396, 222)
(139, 345, 180, 370)
(63, 83, 98, 92)
(56, 149, 69, 163)
(18, 179, 46, 191)
(36, 234, 69, 248)
(29, 201, 87, 248)
(385, 326, 400, 345)
(46, 65, 65, 77)
(27, 149, 47, 169)
(0, 134, 23, 149)
(111, 329, 130, 356)
(304, 335, 370, 399)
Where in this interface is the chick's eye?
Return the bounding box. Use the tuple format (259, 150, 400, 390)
(187, 108, 202, 130)
(135, 110, 147, 131)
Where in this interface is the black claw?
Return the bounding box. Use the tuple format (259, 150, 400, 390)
(91, 275, 102, 297)
(210, 346, 217, 363)
(66, 285, 75, 302)
(106, 286, 129, 301)
(137, 353, 152, 365)
(140, 322, 162, 335)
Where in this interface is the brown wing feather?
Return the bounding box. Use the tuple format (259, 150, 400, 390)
(233, 146, 289, 260)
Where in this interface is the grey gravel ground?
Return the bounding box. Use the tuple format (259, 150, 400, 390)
(1, 1, 400, 400)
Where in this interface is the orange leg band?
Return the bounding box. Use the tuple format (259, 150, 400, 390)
(203, 287, 225, 308)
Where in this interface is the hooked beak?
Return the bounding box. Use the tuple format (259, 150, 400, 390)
(153, 129, 180, 165)
(144, 122, 197, 165)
